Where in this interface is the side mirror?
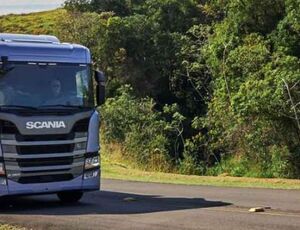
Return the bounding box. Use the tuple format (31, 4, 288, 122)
(94, 70, 106, 106)
(0, 56, 14, 73)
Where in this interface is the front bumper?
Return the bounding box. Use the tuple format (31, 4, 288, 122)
(0, 169, 100, 197)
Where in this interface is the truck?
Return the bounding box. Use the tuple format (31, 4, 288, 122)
(0, 33, 105, 203)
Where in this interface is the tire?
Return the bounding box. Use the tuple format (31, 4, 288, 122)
(57, 191, 83, 203)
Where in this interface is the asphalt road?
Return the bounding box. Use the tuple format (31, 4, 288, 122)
(0, 179, 300, 230)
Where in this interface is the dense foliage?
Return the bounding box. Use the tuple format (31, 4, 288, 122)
(102, 85, 187, 171)
(202, 0, 300, 178)
(1, 0, 299, 178)
(59, 0, 300, 178)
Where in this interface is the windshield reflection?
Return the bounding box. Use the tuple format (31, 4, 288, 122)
(0, 63, 94, 109)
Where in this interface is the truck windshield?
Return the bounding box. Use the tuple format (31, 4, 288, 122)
(0, 62, 94, 109)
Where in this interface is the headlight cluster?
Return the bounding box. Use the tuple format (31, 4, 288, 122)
(84, 156, 99, 180)
(85, 156, 99, 170)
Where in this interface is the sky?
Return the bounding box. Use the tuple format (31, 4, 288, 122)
(0, 0, 65, 15)
(0, 0, 64, 6)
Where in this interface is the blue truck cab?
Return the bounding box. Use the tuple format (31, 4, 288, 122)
(0, 33, 105, 202)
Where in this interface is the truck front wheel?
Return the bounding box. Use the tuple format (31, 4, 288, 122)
(57, 191, 83, 203)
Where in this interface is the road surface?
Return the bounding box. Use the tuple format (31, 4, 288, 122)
(0, 179, 300, 230)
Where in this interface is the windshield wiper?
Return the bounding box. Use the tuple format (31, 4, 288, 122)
(38, 105, 87, 109)
(0, 105, 38, 110)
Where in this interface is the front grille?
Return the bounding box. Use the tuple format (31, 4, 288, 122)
(18, 144, 74, 155)
(16, 133, 74, 142)
(0, 118, 90, 184)
(18, 174, 74, 184)
(17, 157, 74, 167)
(1, 119, 89, 138)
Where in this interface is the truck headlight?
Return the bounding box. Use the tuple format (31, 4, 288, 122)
(84, 170, 99, 180)
(0, 162, 6, 176)
(85, 156, 99, 170)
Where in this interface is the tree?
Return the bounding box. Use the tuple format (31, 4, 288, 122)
(64, 0, 132, 16)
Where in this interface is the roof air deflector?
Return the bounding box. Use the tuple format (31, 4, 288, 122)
(0, 33, 60, 44)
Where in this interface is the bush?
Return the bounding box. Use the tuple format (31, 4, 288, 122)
(101, 85, 183, 171)
(207, 156, 249, 177)
(267, 146, 290, 178)
(289, 147, 300, 179)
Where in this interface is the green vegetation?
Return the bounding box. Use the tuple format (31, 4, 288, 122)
(102, 145, 300, 189)
(61, 0, 300, 179)
(1, 0, 300, 180)
(0, 9, 65, 34)
(102, 85, 186, 172)
(0, 224, 25, 230)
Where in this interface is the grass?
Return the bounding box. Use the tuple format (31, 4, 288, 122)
(101, 144, 300, 190)
(0, 9, 66, 35)
(102, 159, 300, 189)
(0, 224, 25, 230)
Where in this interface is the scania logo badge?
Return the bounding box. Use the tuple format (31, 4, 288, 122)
(26, 121, 66, 129)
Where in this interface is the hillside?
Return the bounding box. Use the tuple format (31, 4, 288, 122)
(0, 9, 65, 35)
(1, 1, 300, 180)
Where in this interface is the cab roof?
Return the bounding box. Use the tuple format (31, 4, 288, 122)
(0, 33, 91, 64)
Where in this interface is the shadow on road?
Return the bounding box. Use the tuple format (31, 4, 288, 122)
(0, 190, 231, 215)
